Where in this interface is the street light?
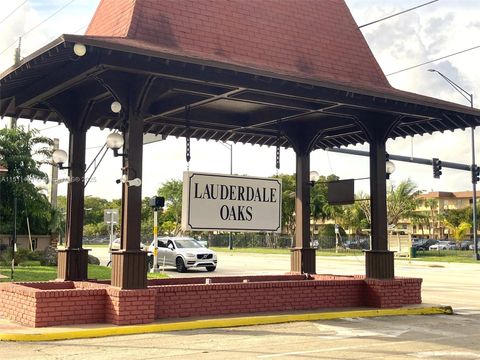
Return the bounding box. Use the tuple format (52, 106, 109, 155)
(52, 149, 69, 169)
(106, 132, 126, 157)
(428, 69, 478, 260)
(386, 159, 396, 179)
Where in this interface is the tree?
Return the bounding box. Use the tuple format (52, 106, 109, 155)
(0, 127, 53, 235)
(422, 198, 439, 237)
(442, 207, 472, 240)
(387, 178, 421, 226)
(444, 221, 470, 241)
(355, 179, 420, 229)
(157, 179, 183, 235)
(274, 174, 296, 235)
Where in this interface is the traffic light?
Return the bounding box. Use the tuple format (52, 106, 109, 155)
(433, 158, 442, 178)
(149, 196, 165, 209)
(472, 164, 480, 184)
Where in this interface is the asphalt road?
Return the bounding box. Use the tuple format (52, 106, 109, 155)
(2, 250, 478, 359)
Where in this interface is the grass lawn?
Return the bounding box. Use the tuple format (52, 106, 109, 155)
(0, 261, 168, 282)
(211, 247, 364, 256)
(412, 250, 478, 263)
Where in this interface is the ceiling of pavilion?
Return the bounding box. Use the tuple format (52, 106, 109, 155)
(1, 35, 480, 151)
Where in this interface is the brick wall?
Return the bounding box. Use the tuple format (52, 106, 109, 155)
(364, 278, 423, 308)
(0, 282, 107, 327)
(0, 275, 423, 327)
(153, 275, 366, 319)
(0, 283, 38, 327)
(105, 287, 156, 325)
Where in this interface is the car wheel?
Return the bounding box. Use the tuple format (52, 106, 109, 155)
(146, 256, 153, 272)
(206, 266, 216, 272)
(176, 257, 187, 273)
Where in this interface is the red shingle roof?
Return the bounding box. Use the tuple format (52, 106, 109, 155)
(86, 0, 391, 90)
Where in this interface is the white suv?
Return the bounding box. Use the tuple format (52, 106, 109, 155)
(148, 237, 217, 272)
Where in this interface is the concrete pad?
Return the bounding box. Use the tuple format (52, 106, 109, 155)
(0, 304, 452, 342)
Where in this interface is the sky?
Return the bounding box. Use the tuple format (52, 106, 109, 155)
(0, 0, 479, 200)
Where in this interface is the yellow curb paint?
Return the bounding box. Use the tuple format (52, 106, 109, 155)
(0, 306, 452, 342)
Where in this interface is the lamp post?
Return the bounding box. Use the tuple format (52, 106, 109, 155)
(428, 69, 479, 260)
(0, 166, 8, 273)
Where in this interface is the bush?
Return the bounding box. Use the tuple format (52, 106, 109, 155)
(28, 250, 44, 261)
(88, 255, 100, 265)
(40, 246, 57, 266)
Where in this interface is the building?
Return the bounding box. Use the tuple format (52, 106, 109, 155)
(404, 191, 479, 239)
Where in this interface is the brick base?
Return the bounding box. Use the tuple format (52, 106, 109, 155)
(105, 287, 155, 325)
(0, 274, 422, 328)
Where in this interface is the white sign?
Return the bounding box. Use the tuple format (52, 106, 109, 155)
(104, 209, 119, 224)
(182, 172, 282, 232)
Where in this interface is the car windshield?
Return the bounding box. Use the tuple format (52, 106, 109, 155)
(174, 239, 203, 249)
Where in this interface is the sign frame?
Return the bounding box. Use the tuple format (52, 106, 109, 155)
(182, 172, 282, 233)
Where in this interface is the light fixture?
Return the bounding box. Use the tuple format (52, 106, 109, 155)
(386, 160, 396, 179)
(309, 170, 320, 186)
(115, 175, 141, 187)
(106, 133, 126, 157)
(110, 101, 122, 113)
(52, 149, 69, 169)
(127, 178, 142, 187)
(73, 43, 87, 57)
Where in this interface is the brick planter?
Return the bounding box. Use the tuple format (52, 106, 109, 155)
(0, 275, 422, 328)
(0, 281, 107, 327)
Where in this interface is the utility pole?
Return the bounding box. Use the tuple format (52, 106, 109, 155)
(50, 139, 59, 208)
(10, 37, 21, 129)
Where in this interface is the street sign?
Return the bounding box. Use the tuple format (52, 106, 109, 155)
(104, 209, 119, 224)
(182, 172, 282, 232)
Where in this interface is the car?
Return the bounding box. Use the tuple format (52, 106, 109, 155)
(343, 239, 369, 250)
(110, 238, 147, 251)
(429, 240, 456, 250)
(411, 239, 438, 251)
(148, 237, 217, 272)
(457, 240, 473, 250)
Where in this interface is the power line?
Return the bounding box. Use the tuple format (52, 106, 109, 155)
(0, 1, 28, 27)
(358, 0, 439, 29)
(0, 0, 76, 56)
(386, 44, 480, 76)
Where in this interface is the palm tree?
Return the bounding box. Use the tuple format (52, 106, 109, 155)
(444, 221, 470, 242)
(423, 198, 439, 238)
(387, 178, 421, 226)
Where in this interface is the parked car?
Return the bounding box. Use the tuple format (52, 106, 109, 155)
(429, 240, 456, 250)
(343, 238, 369, 250)
(457, 240, 473, 250)
(148, 237, 217, 272)
(411, 239, 438, 251)
(110, 238, 147, 251)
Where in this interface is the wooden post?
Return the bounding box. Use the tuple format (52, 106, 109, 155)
(365, 134, 394, 279)
(57, 129, 89, 281)
(290, 151, 316, 274)
(111, 96, 147, 289)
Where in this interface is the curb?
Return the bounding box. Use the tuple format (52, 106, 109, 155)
(0, 305, 453, 342)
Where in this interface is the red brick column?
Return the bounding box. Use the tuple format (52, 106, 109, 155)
(105, 287, 156, 325)
(364, 278, 422, 308)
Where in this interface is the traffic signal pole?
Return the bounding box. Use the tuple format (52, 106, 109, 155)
(327, 147, 479, 260)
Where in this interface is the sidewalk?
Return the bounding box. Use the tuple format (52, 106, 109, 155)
(0, 304, 452, 342)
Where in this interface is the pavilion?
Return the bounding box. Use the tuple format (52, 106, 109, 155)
(1, 0, 479, 290)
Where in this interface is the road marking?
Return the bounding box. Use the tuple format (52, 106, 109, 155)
(312, 322, 409, 339)
(409, 351, 480, 359)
